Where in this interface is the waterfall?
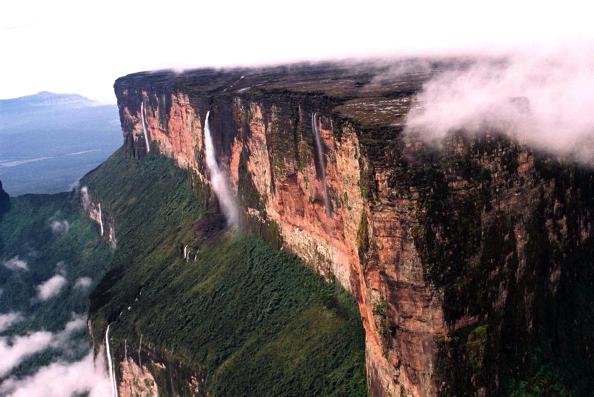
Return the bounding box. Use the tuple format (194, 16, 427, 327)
(140, 102, 150, 153)
(98, 203, 104, 237)
(204, 111, 239, 226)
(311, 113, 331, 216)
(105, 324, 119, 397)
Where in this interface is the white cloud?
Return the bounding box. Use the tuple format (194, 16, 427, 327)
(0, 350, 111, 397)
(0, 314, 86, 377)
(36, 275, 67, 301)
(61, 316, 86, 335)
(0, 314, 108, 397)
(52, 316, 86, 350)
(0, 331, 54, 377)
(74, 277, 92, 290)
(406, 45, 594, 163)
(50, 219, 70, 234)
(0, 312, 24, 334)
(3, 257, 28, 272)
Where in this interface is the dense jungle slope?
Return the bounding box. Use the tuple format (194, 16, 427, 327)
(83, 149, 367, 397)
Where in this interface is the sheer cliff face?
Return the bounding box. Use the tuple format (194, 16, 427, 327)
(113, 64, 594, 396)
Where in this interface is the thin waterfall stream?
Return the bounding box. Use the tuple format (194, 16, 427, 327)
(311, 113, 331, 216)
(105, 324, 118, 397)
(140, 102, 150, 153)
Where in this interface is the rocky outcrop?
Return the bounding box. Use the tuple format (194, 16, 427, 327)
(116, 346, 205, 397)
(80, 185, 116, 248)
(112, 63, 594, 396)
(118, 357, 158, 397)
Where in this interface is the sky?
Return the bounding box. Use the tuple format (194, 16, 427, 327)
(1, 0, 594, 103)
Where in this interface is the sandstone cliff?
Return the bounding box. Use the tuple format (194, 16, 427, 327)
(109, 62, 594, 396)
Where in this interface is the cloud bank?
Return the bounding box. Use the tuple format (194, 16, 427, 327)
(0, 313, 110, 397)
(0, 315, 86, 377)
(0, 331, 54, 377)
(0, 350, 111, 397)
(405, 45, 594, 163)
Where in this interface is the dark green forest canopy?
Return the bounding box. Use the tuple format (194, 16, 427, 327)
(84, 149, 367, 397)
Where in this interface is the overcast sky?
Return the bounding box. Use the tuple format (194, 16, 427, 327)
(1, 0, 593, 103)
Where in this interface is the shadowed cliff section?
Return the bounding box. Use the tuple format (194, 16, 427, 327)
(112, 61, 594, 396)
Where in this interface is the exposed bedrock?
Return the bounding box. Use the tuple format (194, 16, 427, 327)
(112, 63, 594, 396)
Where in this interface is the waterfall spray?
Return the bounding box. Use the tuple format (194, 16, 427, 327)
(311, 113, 331, 216)
(105, 324, 119, 397)
(140, 102, 150, 153)
(204, 111, 239, 226)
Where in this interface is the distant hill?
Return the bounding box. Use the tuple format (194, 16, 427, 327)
(0, 92, 121, 195)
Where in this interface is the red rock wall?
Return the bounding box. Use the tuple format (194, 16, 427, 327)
(114, 88, 447, 397)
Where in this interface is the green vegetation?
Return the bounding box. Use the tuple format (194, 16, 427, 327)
(237, 150, 264, 211)
(84, 149, 367, 396)
(264, 106, 300, 180)
(465, 324, 487, 372)
(372, 299, 389, 350)
(407, 136, 594, 396)
(358, 161, 373, 200)
(505, 350, 573, 397)
(0, 188, 112, 376)
(356, 210, 370, 264)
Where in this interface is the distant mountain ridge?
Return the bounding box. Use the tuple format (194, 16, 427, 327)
(0, 92, 107, 131)
(0, 91, 121, 195)
(0, 91, 97, 110)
